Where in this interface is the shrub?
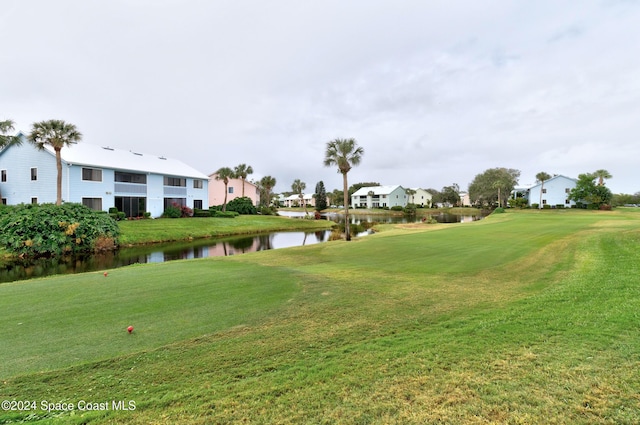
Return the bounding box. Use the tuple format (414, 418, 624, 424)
(531, 203, 539, 209)
(0, 203, 120, 258)
(193, 208, 211, 217)
(226, 197, 257, 215)
(390, 206, 404, 212)
(163, 203, 182, 218)
(493, 207, 506, 214)
(403, 203, 417, 215)
(260, 206, 278, 215)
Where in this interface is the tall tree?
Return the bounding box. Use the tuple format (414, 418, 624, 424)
(405, 188, 416, 204)
(323, 138, 364, 241)
(234, 163, 254, 196)
(0, 120, 22, 149)
(291, 179, 307, 214)
(314, 181, 328, 211)
(535, 172, 552, 209)
(215, 167, 234, 211)
(28, 120, 82, 205)
(569, 172, 612, 208)
(441, 184, 460, 206)
(468, 167, 520, 208)
(259, 175, 276, 208)
(593, 169, 612, 186)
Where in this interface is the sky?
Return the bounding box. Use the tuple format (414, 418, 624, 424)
(2, 0, 639, 195)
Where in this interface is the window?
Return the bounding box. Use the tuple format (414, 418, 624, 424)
(164, 176, 186, 187)
(114, 196, 147, 217)
(542, 188, 547, 194)
(565, 188, 570, 193)
(565, 199, 570, 205)
(31, 197, 38, 204)
(82, 198, 103, 211)
(542, 199, 547, 205)
(115, 197, 147, 218)
(193, 179, 203, 189)
(1, 198, 6, 205)
(1, 170, 6, 182)
(82, 167, 102, 182)
(115, 171, 146, 184)
(193, 199, 203, 209)
(31, 168, 37, 181)
(228, 186, 234, 194)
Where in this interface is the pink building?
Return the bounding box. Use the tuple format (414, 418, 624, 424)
(208, 173, 261, 207)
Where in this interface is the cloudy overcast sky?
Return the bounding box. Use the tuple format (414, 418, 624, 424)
(2, 1, 639, 194)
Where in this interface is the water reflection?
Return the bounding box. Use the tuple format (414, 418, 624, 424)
(0, 230, 332, 283)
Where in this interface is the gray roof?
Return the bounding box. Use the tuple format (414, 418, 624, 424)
(45, 143, 209, 179)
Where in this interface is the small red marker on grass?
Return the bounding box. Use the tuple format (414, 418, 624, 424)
(127, 326, 134, 334)
(104, 272, 108, 277)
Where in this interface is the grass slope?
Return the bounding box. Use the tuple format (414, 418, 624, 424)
(1, 209, 639, 424)
(117, 215, 334, 245)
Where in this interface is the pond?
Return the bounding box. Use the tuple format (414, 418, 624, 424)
(0, 210, 487, 283)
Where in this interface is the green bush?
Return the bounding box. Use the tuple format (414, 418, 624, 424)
(193, 208, 211, 217)
(390, 206, 404, 211)
(0, 203, 120, 258)
(530, 203, 539, 209)
(493, 207, 506, 214)
(163, 203, 182, 218)
(226, 197, 257, 215)
(212, 210, 239, 218)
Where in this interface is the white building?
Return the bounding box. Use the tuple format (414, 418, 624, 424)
(351, 185, 408, 208)
(0, 137, 209, 217)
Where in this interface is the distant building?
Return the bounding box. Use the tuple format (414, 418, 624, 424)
(208, 174, 260, 207)
(512, 175, 578, 207)
(281, 193, 315, 208)
(351, 185, 408, 208)
(0, 136, 209, 217)
(407, 188, 433, 207)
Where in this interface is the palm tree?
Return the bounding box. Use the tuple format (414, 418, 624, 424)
(593, 169, 612, 186)
(259, 175, 276, 207)
(0, 119, 23, 149)
(405, 188, 416, 204)
(28, 120, 82, 205)
(323, 138, 364, 241)
(535, 171, 552, 209)
(215, 167, 234, 211)
(291, 179, 307, 214)
(234, 163, 254, 197)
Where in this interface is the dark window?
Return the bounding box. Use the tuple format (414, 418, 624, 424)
(164, 176, 186, 187)
(31, 168, 37, 181)
(31, 197, 38, 204)
(115, 197, 147, 218)
(82, 167, 103, 182)
(193, 179, 203, 189)
(82, 198, 103, 211)
(193, 199, 203, 209)
(228, 186, 234, 194)
(1, 198, 6, 205)
(115, 172, 146, 184)
(542, 188, 547, 194)
(1, 170, 6, 182)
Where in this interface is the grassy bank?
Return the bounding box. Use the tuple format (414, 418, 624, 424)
(1, 209, 639, 423)
(117, 214, 335, 245)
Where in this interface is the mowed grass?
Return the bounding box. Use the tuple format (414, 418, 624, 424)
(1, 209, 639, 424)
(117, 215, 334, 245)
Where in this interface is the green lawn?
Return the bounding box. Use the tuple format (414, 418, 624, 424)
(1, 209, 639, 424)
